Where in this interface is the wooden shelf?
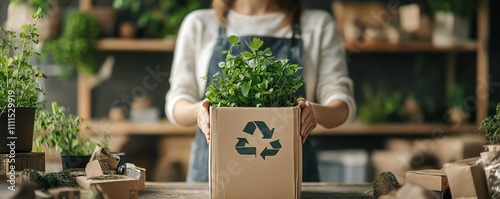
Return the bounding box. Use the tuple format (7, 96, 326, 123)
(89, 119, 196, 135)
(314, 122, 478, 135)
(344, 41, 477, 53)
(95, 39, 476, 53)
(88, 119, 478, 136)
(96, 38, 176, 52)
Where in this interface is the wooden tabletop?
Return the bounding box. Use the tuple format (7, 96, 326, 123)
(139, 182, 374, 199)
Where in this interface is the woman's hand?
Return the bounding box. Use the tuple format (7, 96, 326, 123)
(197, 99, 211, 143)
(297, 98, 317, 144)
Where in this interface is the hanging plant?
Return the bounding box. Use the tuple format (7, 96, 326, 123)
(42, 11, 100, 79)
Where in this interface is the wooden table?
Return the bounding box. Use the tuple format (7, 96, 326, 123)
(139, 182, 374, 199)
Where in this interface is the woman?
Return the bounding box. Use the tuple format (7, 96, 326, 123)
(165, 0, 356, 182)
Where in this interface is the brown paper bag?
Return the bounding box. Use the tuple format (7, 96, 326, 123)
(443, 158, 489, 199)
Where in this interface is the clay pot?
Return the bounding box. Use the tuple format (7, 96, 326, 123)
(119, 22, 136, 39)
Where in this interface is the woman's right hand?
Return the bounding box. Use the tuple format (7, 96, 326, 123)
(197, 99, 211, 143)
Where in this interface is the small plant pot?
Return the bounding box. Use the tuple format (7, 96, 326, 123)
(485, 145, 500, 152)
(432, 11, 470, 46)
(0, 108, 36, 153)
(61, 155, 91, 170)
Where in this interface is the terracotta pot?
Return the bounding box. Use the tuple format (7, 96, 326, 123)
(0, 108, 36, 153)
(119, 22, 136, 39)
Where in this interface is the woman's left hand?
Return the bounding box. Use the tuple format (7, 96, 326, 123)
(297, 98, 317, 144)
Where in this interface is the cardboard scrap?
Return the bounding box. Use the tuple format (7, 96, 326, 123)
(405, 169, 448, 191)
(90, 146, 120, 170)
(79, 146, 140, 198)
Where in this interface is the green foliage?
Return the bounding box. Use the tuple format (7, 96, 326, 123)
(112, 0, 202, 38)
(204, 35, 304, 107)
(0, 8, 45, 115)
(9, 0, 52, 14)
(479, 102, 500, 145)
(358, 84, 406, 124)
(35, 102, 109, 156)
(447, 84, 468, 109)
(428, 0, 477, 19)
(43, 11, 100, 79)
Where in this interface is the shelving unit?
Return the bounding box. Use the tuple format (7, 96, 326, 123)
(76, 1, 490, 136)
(89, 119, 477, 136)
(97, 38, 176, 52)
(71, 0, 490, 182)
(344, 41, 477, 53)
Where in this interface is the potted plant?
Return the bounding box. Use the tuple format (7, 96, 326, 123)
(204, 36, 303, 107)
(35, 102, 109, 170)
(112, 0, 202, 38)
(357, 84, 406, 124)
(0, 8, 46, 153)
(445, 84, 470, 126)
(479, 102, 500, 152)
(428, 0, 477, 46)
(205, 36, 304, 198)
(42, 11, 100, 79)
(5, 0, 62, 41)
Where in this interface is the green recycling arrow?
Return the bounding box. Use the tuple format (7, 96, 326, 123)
(260, 140, 281, 160)
(243, 122, 256, 135)
(254, 121, 274, 139)
(235, 137, 256, 156)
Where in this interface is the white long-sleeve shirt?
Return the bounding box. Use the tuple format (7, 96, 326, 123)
(165, 9, 356, 126)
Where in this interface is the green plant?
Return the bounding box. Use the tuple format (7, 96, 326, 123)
(204, 35, 304, 107)
(35, 102, 109, 156)
(9, 0, 52, 14)
(112, 0, 202, 38)
(358, 84, 406, 124)
(479, 102, 500, 145)
(0, 8, 45, 115)
(428, 0, 477, 19)
(42, 11, 100, 79)
(447, 84, 469, 109)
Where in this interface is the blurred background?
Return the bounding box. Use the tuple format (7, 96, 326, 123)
(1, 0, 498, 184)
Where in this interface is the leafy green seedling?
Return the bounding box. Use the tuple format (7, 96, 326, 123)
(204, 35, 304, 107)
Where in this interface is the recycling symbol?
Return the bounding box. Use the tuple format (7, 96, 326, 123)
(235, 121, 281, 160)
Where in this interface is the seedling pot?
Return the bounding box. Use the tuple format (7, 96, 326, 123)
(61, 155, 91, 170)
(0, 108, 36, 153)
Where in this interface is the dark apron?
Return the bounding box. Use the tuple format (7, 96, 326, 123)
(186, 22, 319, 182)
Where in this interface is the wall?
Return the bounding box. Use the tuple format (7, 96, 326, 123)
(0, 1, 497, 131)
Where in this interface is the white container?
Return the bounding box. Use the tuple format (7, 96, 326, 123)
(432, 11, 470, 47)
(317, 149, 368, 183)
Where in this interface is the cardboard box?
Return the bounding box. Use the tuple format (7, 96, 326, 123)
(137, 168, 146, 191)
(76, 175, 138, 199)
(443, 158, 489, 199)
(90, 146, 120, 170)
(405, 169, 448, 191)
(1, 152, 45, 176)
(210, 107, 302, 199)
(85, 160, 115, 177)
